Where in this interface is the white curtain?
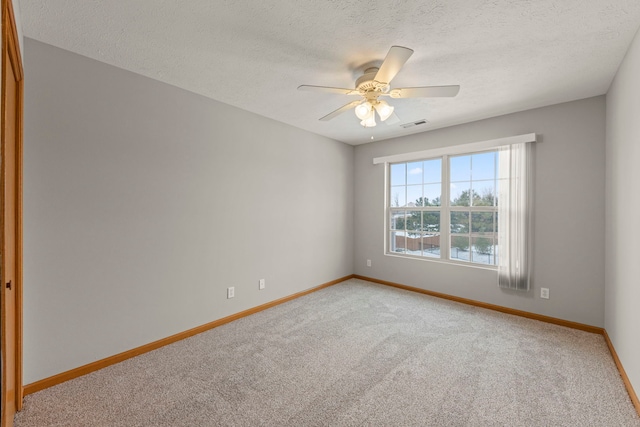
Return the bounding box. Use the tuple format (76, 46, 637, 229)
(497, 142, 533, 290)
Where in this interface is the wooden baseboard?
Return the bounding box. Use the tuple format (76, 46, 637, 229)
(354, 275, 603, 334)
(23, 274, 354, 396)
(603, 330, 640, 415)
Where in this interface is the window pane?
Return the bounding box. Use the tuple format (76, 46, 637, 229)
(391, 231, 406, 253)
(422, 211, 440, 233)
(390, 163, 406, 186)
(450, 155, 471, 182)
(407, 162, 423, 185)
(472, 181, 495, 206)
(405, 233, 422, 256)
(450, 236, 470, 261)
(450, 183, 471, 206)
(471, 152, 496, 181)
(405, 211, 422, 231)
(391, 186, 406, 207)
(471, 212, 495, 234)
(450, 211, 469, 234)
(406, 185, 422, 207)
(422, 212, 441, 258)
(472, 237, 496, 265)
(423, 159, 442, 184)
(423, 184, 441, 206)
(421, 232, 441, 258)
(390, 211, 405, 230)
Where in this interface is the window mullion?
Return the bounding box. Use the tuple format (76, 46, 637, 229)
(384, 162, 390, 256)
(442, 155, 450, 260)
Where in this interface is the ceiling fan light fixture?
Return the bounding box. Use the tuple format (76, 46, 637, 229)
(361, 112, 376, 127)
(374, 100, 394, 121)
(355, 101, 373, 120)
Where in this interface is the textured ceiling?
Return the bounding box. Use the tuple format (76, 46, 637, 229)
(18, 0, 640, 145)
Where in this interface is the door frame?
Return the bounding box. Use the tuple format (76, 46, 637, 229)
(1, 0, 23, 424)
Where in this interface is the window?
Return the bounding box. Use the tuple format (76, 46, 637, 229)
(390, 159, 442, 258)
(377, 133, 534, 282)
(388, 149, 500, 267)
(449, 151, 498, 265)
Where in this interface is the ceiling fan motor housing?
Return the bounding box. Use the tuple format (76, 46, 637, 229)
(355, 67, 389, 95)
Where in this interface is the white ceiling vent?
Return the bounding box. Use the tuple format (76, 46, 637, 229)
(400, 119, 429, 129)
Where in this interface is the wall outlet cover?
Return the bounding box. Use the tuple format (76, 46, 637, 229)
(540, 288, 549, 299)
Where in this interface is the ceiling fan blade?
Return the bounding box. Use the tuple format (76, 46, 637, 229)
(389, 85, 460, 98)
(298, 85, 359, 95)
(319, 100, 362, 121)
(374, 46, 414, 85)
(384, 112, 400, 125)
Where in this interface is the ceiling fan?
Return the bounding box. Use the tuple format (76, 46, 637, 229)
(298, 46, 460, 128)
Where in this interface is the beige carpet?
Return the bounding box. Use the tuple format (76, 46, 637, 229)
(15, 279, 640, 426)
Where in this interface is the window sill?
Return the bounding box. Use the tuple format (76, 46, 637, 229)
(384, 252, 498, 272)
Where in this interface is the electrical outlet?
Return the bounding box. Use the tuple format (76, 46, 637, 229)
(259, 279, 265, 290)
(227, 287, 235, 299)
(367, 259, 372, 267)
(540, 288, 549, 299)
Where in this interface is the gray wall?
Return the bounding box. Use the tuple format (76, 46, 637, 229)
(354, 96, 606, 327)
(22, 35, 623, 388)
(605, 28, 640, 401)
(23, 39, 354, 384)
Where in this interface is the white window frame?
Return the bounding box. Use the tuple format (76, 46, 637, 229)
(375, 133, 537, 270)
